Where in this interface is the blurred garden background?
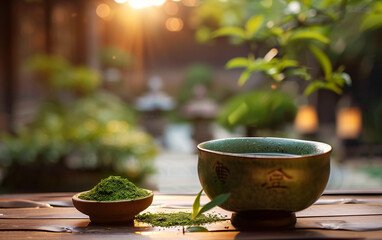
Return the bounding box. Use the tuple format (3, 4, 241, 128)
(0, 0, 381, 193)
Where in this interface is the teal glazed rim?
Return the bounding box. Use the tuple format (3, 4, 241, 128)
(197, 137, 332, 159)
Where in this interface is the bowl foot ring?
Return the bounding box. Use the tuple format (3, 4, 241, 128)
(231, 210, 296, 229)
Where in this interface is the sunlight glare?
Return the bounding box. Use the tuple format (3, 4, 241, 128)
(115, 0, 128, 3)
(152, 0, 166, 6)
(127, 0, 166, 9)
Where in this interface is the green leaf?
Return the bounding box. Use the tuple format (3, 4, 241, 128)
(321, 0, 338, 8)
(196, 193, 231, 219)
(228, 102, 248, 125)
(186, 226, 209, 232)
(278, 58, 299, 69)
(332, 71, 352, 88)
(235, 58, 283, 86)
(245, 15, 264, 38)
(212, 27, 246, 40)
(332, 73, 345, 87)
(269, 27, 283, 37)
(238, 69, 253, 86)
(323, 82, 343, 94)
(249, 59, 276, 71)
(309, 44, 332, 81)
(192, 189, 203, 219)
(304, 81, 342, 95)
(288, 31, 329, 44)
(301, 0, 312, 6)
(304, 81, 323, 95)
(226, 57, 249, 69)
(360, 13, 382, 32)
(195, 27, 212, 43)
(286, 68, 311, 80)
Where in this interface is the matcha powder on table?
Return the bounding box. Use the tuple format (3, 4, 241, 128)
(136, 212, 226, 227)
(78, 176, 150, 201)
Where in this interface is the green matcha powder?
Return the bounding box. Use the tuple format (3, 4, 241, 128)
(78, 176, 150, 201)
(136, 212, 226, 227)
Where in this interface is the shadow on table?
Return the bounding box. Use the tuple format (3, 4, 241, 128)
(233, 229, 363, 240)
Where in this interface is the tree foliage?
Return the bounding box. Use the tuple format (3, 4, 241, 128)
(193, 0, 382, 95)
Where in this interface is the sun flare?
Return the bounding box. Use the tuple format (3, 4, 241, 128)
(126, 0, 166, 9)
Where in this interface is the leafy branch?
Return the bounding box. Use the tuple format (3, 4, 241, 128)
(193, 0, 382, 95)
(211, 9, 350, 95)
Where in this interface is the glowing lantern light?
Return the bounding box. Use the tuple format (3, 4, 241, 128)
(336, 107, 362, 139)
(294, 105, 319, 134)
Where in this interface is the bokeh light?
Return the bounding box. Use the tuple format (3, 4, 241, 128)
(96, 4, 111, 18)
(114, 0, 128, 3)
(182, 0, 199, 7)
(164, 1, 179, 15)
(165, 17, 184, 32)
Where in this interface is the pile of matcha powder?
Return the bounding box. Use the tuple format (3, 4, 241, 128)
(78, 176, 150, 201)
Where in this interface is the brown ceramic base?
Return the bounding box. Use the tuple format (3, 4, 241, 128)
(231, 210, 296, 229)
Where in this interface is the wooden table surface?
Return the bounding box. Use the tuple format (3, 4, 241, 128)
(1, 191, 382, 239)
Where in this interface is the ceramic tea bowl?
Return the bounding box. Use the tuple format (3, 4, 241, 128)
(72, 190, 153, 224)
(197, 137, 331, 228)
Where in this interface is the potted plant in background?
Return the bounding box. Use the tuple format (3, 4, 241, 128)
(217, 89, 297, 136)
(0, 55, 158, 193)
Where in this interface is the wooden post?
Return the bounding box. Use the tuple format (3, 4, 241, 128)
(0, 0, 16, 133)
(74, 0, 100, 70)
(44, 0, 53, 55)
(86, 0, 100, 71)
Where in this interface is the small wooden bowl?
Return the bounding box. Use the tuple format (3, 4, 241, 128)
(72, 190, 153, 224)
